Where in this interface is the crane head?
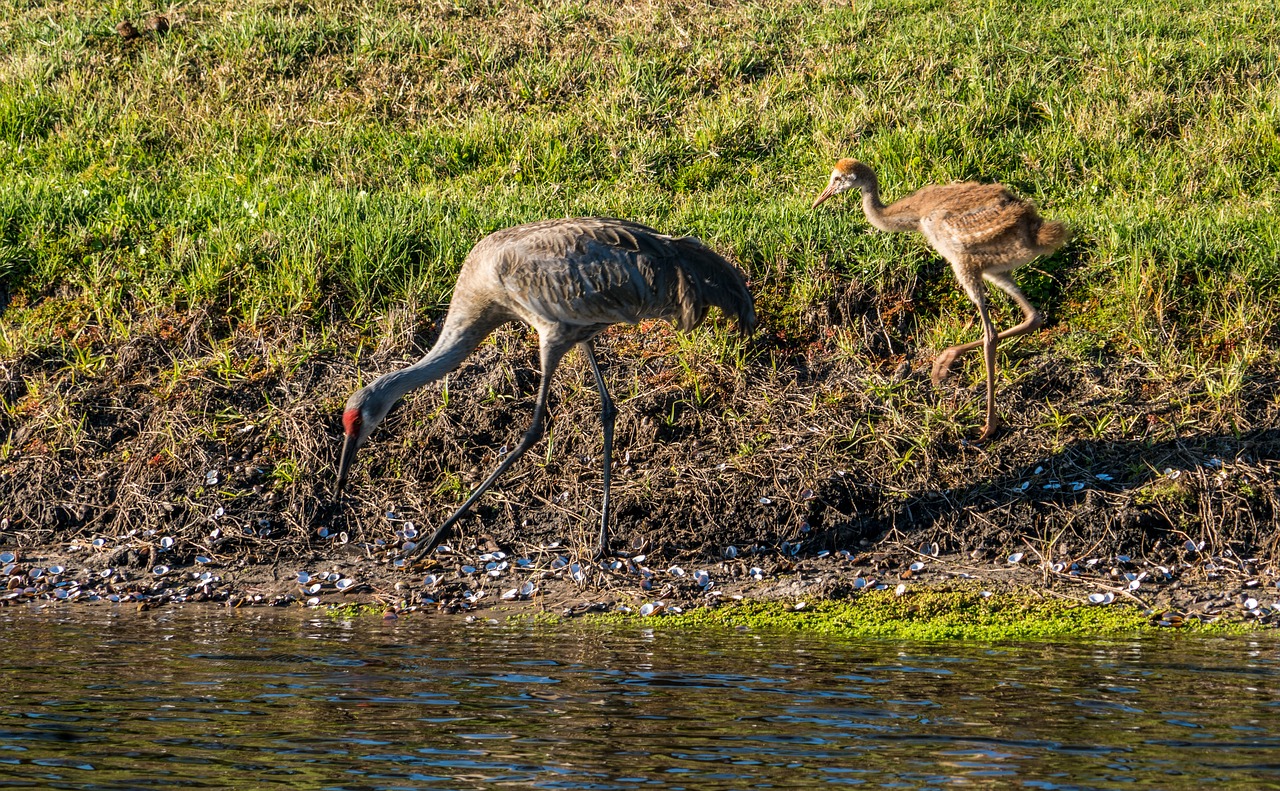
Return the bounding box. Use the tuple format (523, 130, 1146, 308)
(334, 387, 392, 497)
(811, 158, 874, 208)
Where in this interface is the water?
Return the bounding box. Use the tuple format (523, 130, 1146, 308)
(1, 608, 1278, 790)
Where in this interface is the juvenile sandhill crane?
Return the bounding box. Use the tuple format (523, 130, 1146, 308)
(812, 159, 1069, 440)
(335, 217, 755, 559)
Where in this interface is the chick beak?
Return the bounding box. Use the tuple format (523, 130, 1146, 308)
(811, 181, 839, 209)
(335, 433, 358, 498)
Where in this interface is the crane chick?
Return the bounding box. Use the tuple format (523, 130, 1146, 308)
(813, 159, 1069, 440)
(336, 217, 755, 559)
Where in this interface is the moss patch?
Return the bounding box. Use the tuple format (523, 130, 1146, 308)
(585, 591, 1248, 641)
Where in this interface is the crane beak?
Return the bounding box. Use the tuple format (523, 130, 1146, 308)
(811, 183, 838, 209)
(334, 433, 358, 497)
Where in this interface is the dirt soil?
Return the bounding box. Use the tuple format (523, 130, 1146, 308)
(1, 293, 1278, 626)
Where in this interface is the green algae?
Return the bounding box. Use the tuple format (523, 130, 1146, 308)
(582, 591, 1250, 641)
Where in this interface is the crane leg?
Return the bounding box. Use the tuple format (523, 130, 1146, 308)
(412, 336, 570, 561)
(977, 302, 1000, 441)
(931, 271, 1042, 386)
(581, 341, 617, 560)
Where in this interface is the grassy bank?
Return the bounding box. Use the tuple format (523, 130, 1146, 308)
(2, 0, 1278, 362)
(0, 1, 1277, 572)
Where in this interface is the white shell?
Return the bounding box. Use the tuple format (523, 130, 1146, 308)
(160, 536, 174, 549)
(335, 578, 355, 590)
(422, 574, 440, 586)
(1245, 598, 1259, 610)
(195, 556, 211, 564)
(0, 552, 13, 563)
(1088, 592, 1115, 605)
(296, 571, 311, 584)
(306, 596, 321, 606)
(307, 583, 322, 594)
(519, 581, 536, 596)
(1007, 552, 1025, 564)
(909, 562, 924, 571)
(668, 566, 686, 577)
(639, 601, 665, 617)
(723, 546, 738, 559)
(152, 565, 170, 576)
(895, 583, 907, 596)
(48, 565, 65, 575)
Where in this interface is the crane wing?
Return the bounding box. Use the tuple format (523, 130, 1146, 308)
(491, 218, 754, 334)
(930, 189, 1027, 245)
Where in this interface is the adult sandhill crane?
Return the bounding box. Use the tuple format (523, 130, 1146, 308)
(335, 217, 755, 559)
(812, 159, 1069, 440)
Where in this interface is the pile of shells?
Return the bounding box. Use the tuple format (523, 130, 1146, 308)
(0, 546, 233, 608)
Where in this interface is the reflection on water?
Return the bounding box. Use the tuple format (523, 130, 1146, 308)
(1, 607, 1278, 789)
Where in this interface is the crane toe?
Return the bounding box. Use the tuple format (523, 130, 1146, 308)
(977, 415, 1003, 442)
(931, 348, 963, 386)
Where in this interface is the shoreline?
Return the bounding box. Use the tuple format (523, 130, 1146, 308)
(2, 311, 1278, 634)
(3, 528, 1276, 635)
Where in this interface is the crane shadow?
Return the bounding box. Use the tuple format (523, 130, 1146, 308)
(811, 426, 1280, 555)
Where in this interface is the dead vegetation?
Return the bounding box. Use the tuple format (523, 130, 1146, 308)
(1, 290, 1276, 579)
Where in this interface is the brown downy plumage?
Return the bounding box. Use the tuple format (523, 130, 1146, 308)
(336, 217, 755, 559)
(116, 20, 140, 40)
(813, 158, 1070, 441)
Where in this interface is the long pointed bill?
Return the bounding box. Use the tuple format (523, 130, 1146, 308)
(335, 433, 358, 497)
(811, 182, 838, 209)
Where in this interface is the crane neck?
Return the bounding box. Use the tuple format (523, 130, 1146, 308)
(858, 175, 896, 232)
(366, 313, 495, 410)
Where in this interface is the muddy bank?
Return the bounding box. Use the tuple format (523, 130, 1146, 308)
(1, 304, 1277, 623)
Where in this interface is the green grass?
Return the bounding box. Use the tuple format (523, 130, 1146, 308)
(1, 0, 1277, 372)
(586, 591, 1252, 641)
